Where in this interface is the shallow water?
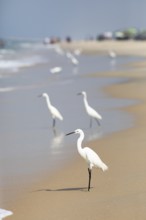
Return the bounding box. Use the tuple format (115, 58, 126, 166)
(0, 41, 141, 204)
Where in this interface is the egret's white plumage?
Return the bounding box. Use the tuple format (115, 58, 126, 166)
(50, 67, 62, 74)
(54, 46, 64, 55)
(71, 56, 79, 65)
(109, 50, 116, 58)
(66, 52, 79, 65)
(39, 93, 63, 127)
(78, 91, 102, 126)
(0, 208, 13, 219)
(66, 52, 72, 59)
(66, 129, 108, 191)
(74, 49, 82, 56)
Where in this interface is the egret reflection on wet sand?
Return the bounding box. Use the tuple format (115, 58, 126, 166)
(66, 129, 108, 191)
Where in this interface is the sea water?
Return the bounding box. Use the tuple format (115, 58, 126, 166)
(0, 39, 142, 203)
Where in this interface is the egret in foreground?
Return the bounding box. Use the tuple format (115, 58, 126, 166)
(0, 208, 13, 219)
(78, 91, 102, 127)
(66, 129, 108, 191)
(39, 93, 63, 128)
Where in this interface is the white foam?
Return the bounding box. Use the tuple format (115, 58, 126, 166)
(0, 55, 47, 72)
(0, 49, 15, 55)
(0, 87, 16, 92)
(20, 42, 45, 50)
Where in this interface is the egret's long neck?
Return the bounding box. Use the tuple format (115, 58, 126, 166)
(45, 96, 51, 108)
(77, 132, 85, 158)
(83, 94, 89, 110)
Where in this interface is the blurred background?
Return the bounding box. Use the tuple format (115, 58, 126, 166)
(1, 0, 146, 40)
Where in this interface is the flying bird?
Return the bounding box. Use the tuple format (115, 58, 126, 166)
(39, 93, 63, 128)
(66, 129, 108, 191)
(78, 91, 102, 127)
(50, 67, 62, 74)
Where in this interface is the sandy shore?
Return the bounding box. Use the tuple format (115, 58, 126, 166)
(8, 42, 146, 219)
(59, 40, 146, 56)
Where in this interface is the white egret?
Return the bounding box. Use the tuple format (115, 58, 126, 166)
(0, 208, 13, 219)
(78, 91, 102, 127)
(66, 129, 108, 191)
(54, 46, 64, 55)
(39, 93, 63, 128)
(74, 49, 82, 56)
(66, 52, 79, 65)
(71, 56, 79, 65)
(109, 50, 116, 59)
(50, 67, 62, 74)
(66, 52, 72, 59)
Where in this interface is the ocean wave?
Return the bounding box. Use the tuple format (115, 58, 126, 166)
(19, 41, 46, 51)
(0, 48, 16, 55)
(0, 87, 16, 92)
(0, 55, 48, 72)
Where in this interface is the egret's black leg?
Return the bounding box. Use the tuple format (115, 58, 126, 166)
(88, 168, 92, 191)
(95, 118, 101, 126)
(90, 117, 92, 128)
(53, 118, 56, 128)
(53, 127, 57, 136)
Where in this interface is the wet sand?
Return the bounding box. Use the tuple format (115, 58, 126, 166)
(6, 42, 146, 219)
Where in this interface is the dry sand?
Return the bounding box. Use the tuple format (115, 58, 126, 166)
(8, 41, 146, 219)
(60, 40, 146, 56)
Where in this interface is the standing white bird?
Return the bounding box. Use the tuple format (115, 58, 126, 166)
(66, 52, 79, 65)
(78, 91, 102, 127)
(70, 56, 79, 65)
(66, 129, 108, 191)
(109, 50, 116, 59)
(39, 93, 63, 128)
(74, 49, 82, 56)
(0, 208, 13, 219)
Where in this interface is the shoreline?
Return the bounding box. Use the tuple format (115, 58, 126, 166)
(8, 55, 146, 219)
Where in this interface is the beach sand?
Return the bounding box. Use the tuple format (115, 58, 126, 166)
(7, 42, 146, 219)
(59, 40, 146, 56)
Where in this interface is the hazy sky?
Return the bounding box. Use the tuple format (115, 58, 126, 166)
(1, 0, 146, 40)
